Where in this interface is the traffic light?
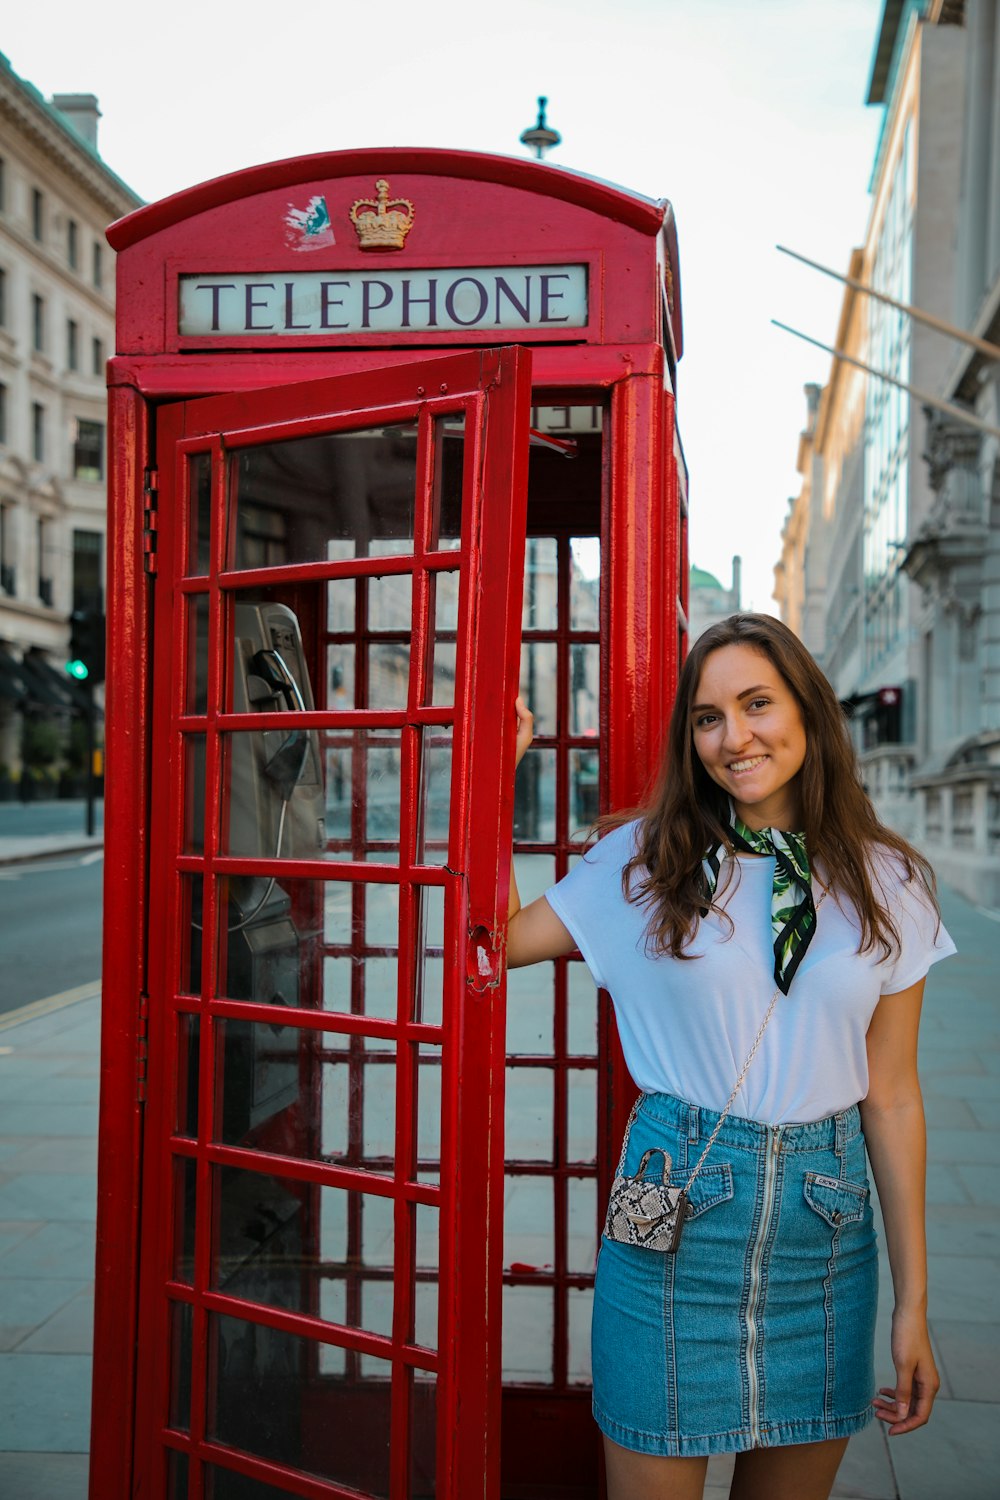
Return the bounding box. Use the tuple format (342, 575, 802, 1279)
(65, 609, 106, 686)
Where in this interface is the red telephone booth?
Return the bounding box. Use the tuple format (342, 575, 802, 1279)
(91, 149, 688, 1500)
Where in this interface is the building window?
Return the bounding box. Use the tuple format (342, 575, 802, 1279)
(32, 293, 44, 352)
(0, 383, 6, 446)
(0, 266, 6, 327)
(32, 403, 44, 463)
(92, 241, 103, 291)
(92, 336, 104, 376)
(0, 158, 5, 214)
(73, 418, 104, 481)
(0, 503, 14, 596)
(68, 218, 79, 269)
(73, 528, 103, 613)
(32, 188, 44, 241)
(37, 517, 53, 606)
(67, 319, 79, 371)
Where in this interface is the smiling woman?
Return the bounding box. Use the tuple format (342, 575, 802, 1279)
(506, 612, 956, 1500)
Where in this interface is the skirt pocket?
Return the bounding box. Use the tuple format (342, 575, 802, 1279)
(802, 1172, 869, 1229)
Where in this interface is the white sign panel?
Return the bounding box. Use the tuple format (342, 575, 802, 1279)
(178, 265, 588, 337)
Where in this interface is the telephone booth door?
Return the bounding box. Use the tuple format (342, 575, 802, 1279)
(133, 346, 531, 1500)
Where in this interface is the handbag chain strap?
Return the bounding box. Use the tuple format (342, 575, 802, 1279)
(614, 885, 829, 1194)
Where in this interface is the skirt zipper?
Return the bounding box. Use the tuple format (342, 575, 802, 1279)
(746, 1126, 783, 1447)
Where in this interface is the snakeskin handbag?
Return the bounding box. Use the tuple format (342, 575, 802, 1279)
(603, 1145, 690, 1252)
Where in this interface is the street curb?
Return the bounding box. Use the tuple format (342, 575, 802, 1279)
(0, 840, 104, 868)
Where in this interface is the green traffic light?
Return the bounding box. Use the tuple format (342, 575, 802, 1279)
(65, 658, 90, 681)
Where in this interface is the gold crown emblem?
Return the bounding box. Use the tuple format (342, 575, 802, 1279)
(349, 178, 415, 251)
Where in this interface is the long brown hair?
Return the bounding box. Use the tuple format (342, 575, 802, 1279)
(613, 613, 936, 960)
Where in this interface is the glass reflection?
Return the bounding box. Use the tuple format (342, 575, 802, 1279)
(501, 1286, 553, 1383)
(431, 419, 464, 550)
(522, 537, 557, 629)
(504, 1175, 553, 1271)
(230, 426, 418, 569)
(208, 1313, 393, 1496)
(188, 451, 212, 576)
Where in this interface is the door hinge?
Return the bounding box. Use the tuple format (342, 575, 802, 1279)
(136, 991, 150, 1102)
(143, 467, 159, 575)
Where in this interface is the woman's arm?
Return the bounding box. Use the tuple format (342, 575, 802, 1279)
(507, 697, 577, 968)
(859, 975, 940, 1435)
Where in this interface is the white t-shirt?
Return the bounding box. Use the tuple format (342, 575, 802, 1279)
(545, 821, 956, 1125)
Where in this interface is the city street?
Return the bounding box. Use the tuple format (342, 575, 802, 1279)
(0, 802, 103, 1016)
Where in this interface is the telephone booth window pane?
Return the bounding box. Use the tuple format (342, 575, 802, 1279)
(416, 727, 452, 865)
(173, 1157, 197, 1283)
(513, 748, 556, 844)
(566, 1178, 598, 1273)
(212, 1166, 394, 1339)
(324, 742, 352, 840)
(502, 1287, 553, 1383)
(213, 1022, 396, 1173)
(218, 730, 327, 860)
(183, 735, 207, 854)
(504, 1175, 553, 1270)
(416, 1044, 442, 1176)
(413, 882, 444, 1027)
(506, 964, 554, 1055)
(230, 426, 418, 570)
(566, 1070, 598, 1164)
(411, 1373, 438, 1497)
(186, 593, 210, 715)
(567, 1287, 594, 1384)
(570, 748, 600, 838)
(207, 1313, 393, 1496)
(168, 1300, 192, 1430)
(179, 875, 204, 996)
(505, 1068, 553, 1162)
(431, 419, 464, 550)
(176, 1014, 200, 1136)
(569, 644, 600, 736)
(569, 536, 601, 628)
(167, 1450, 189, 1500)
(519, 641, 557, 735)
(566, 964, 598, 1057)
(367, 572, 412, 630)
(414, 1203, 440, 1350)
(188, 451, 212, 576)
(368, 641, 410, 708)
(522, 538, 558, 628)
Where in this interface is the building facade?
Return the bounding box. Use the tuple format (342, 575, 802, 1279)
(0, 54, 140, 794)
(906, 0, 1000, 905)
(774, 0, 979, 842)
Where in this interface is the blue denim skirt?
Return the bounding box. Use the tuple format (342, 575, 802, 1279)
(592, 1092, 878, 1457)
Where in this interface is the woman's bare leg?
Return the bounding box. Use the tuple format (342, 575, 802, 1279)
(729, 1437, 849, 1500)
(603, 1436, 708, 1500)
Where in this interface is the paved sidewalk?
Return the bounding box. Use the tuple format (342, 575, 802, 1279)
(0, 884, 995, 1499)
(0, 802, 103, 867)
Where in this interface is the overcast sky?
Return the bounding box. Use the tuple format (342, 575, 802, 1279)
(3, 0, 885, 611)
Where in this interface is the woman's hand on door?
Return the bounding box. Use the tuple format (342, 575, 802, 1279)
(514, 695, 534, 768)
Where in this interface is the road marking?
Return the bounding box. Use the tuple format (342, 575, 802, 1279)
(80, 849, 105, 865)
(976, 905, 1000, 924)
(0, 851, 104, 877)
(0, 980, 101, 1032)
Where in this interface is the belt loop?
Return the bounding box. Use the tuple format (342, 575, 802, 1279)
(835, 1109, 848, 1171)
(687, 1104, 699, 1144)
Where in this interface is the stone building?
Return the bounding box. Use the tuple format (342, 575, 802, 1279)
(0, 53, 140, 793)
(774, 0, 972, 839)
(906, 0, 1000, 905)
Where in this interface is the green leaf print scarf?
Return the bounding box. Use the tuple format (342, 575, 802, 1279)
(705, 812, 816, 995)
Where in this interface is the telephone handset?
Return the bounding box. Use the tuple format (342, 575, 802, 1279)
(230, 601, 325, 861)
